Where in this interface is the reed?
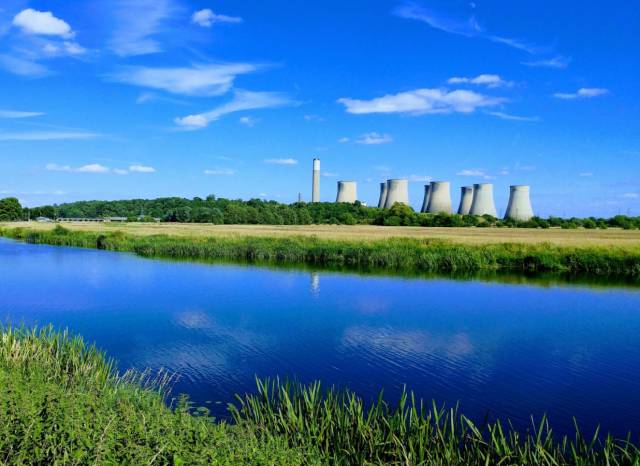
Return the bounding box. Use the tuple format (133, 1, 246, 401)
(1, 327, 639, 465)
(2, 225, 639, 278)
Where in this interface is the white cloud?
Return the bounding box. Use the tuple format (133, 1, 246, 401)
(447, 74, 512, 88)
(0, 131, 100, 141)
(622, 193, 638, 199)
(192, 9, 242, 27)
(553, 88, 609, 100)
(110, 63, 258, 96)
(264, 158, 298, 165)
(175, 90, 293, 129)
(393, 2, 543, 55)
(129, 164, 156, 173)
(0, 109, 43, 119)
(41, 41, 86, 56)
(407, 175, 432, 182)
(304, 114, 325, 122)
(457, 169, 486, 176)
(579, 172, 593, 177)
(0, 54, 49, 77)
(522, 55, 570, 69)
(487, 111, 540, 122)
(204, 168, 236, 176)
(338, 137, 350, 143)
(109, 0, 176, 57)
(339, 88, 504, 115)
(46, 163, 110, 174)
(322, 172, 339, 177)
(113, 168, 129, 175)
(239, 116, 259, 127)
(12, 9, 74, 38)
(356, 132, 393, 145)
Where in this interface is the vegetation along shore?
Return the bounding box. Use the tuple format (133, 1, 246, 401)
(1, 224, 639, 278)
(1, 326, 638, 465)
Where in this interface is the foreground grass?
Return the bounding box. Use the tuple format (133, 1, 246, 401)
(1, 327, 639, 465)
(2, 225, 640, 278)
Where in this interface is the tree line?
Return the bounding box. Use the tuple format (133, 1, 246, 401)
(2, 196, 640, 229)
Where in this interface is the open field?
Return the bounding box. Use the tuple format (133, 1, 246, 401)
(4, 221, 640, 247)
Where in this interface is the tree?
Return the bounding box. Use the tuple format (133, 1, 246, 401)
(0, 197, 22, 221)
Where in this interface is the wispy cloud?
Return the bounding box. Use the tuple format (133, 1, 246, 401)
(522, 55, 570, 69)
(487, 111, 540, 122)
(0, 130, 100, 141)
(339, 88, 504, 115)
(129, 164, 156, 173)
(239, 116, 259, 127)
(394, 2, 547, 56)
(622, 193, 638, 199)
(45, 163, 155, 174)
(192, 9, 242, 27)
(304, 114, 325, 122)
(579, 172, 593, 177)
(109, 0, 176, 57)
(0, 54, 50, 77)
(264, 158, 298, 165)
(553, 88, 610, 100)
(323, 172, 339, 177)
(356, 132, 393, 145)
(407, 174, 432, 182)
(204, 168, 236, 176)
(46, 163, 110, 173)
(448, 74, 513, 88)
(109, 63, 259, 97)
(338, 137, 350, 143)
(0, 109, 44, 119)
(457, 168, 486, 176)
(175, 90, 294, 129)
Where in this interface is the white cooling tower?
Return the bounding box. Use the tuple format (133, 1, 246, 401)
(378, 182, 388, 208)
(420, 185, 431, 213)
(457, 186, 474, 215)
(336, 181, 357, 203)
(505, 185, 534, 221)
(383, 179, 409, 209)
(312, 158, 320, 203)
(426, 181, 452, 214)
(469, 183, 497, 217)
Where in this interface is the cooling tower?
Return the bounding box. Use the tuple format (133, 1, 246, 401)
(426, 181, 452, 214)
(336, 181, 357, 203)
(457, 186, 474, 215)
(378, 182, 388, 208)
(505, 185, 534, 221)
(469, 183, 497, 217)
(420, 185, 431, 213)
(383, 179, 409, 209)
(312, 158, 320, 203)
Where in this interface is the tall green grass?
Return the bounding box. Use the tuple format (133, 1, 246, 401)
(2, 225, 640, 278)
(1, 327, 639, 465)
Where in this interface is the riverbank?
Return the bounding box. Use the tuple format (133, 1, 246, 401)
(1, 224, 640, 278)
(1, 326, 638, 465)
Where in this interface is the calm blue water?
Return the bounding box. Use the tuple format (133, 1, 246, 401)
(1, 238, 639, 436)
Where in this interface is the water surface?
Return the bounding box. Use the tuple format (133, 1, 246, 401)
(1, 238, 639, 436)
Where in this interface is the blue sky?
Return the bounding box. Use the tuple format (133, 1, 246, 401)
(0, 0, 638, 216)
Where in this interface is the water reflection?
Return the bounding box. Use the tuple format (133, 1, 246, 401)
(1, 238, 639, 437)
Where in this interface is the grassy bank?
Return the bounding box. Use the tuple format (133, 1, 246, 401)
(2, 225, 640, 278)
(1, 327, 639, 465)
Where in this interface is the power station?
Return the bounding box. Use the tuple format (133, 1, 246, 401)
(469, 183, 497, 217)
(308, 158, 534, 218)
(336, 181, 357, 203)
(457, 186, 474, 215)
(378, 182, 388, 208)
(420, 185, 431, 213)
(505, 185, 534, 221)
(426, 181, 452, 214)
(312, 158, 320, 203)
(384, 179, 409, 209)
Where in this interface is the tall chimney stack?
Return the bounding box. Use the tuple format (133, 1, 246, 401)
(312, 158, 320, 203)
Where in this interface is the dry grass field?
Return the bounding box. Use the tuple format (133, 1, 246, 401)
(4, 221, 640, 248)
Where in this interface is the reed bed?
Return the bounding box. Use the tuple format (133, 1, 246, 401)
(1, 327, 639, 465)
(2, 225, 640, 278)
